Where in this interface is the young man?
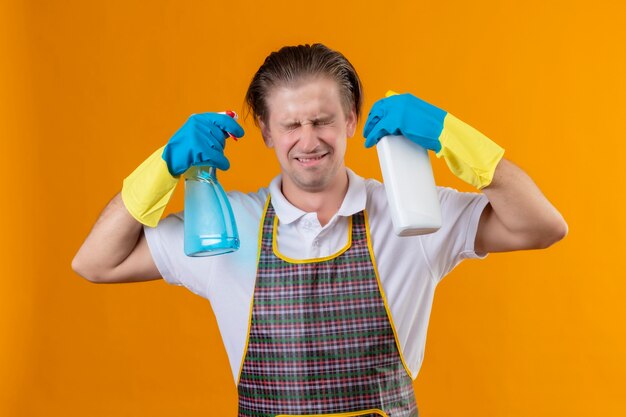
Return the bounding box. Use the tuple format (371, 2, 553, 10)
(72, 44, 567, 417)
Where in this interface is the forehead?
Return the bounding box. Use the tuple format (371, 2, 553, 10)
(265, 77, 344, 122)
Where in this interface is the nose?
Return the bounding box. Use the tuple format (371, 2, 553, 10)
(298, 123, 320, 152)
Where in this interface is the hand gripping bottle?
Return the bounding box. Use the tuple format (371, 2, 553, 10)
(376, 91, 442, 236)
(183, 111, 240, 256)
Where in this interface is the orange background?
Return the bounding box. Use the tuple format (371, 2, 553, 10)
(1, 0, 624, 416)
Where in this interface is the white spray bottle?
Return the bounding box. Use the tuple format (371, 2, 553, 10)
(376, 90, 442, 236)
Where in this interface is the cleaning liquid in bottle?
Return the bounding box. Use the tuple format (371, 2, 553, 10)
(377, 91, 442, 236)
(183, 111, 240, 256)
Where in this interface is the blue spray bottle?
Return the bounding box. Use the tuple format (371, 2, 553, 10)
(183, 111, 240, 257)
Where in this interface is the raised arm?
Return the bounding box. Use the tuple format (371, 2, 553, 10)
(363, 91, 567, 254)
(72, 112, 245, 283)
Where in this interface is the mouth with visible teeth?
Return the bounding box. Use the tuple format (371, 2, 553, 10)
(294, 152, 329, 165)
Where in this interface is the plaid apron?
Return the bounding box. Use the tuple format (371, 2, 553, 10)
(237, 199, 419, 417)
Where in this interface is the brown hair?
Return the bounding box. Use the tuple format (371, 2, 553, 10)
(245, 43, 363, 126)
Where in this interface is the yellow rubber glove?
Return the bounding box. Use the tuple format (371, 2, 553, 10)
(121, 146, 179, 227)
(436, 112, 505, 189)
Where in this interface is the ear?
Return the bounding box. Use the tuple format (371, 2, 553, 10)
(258, 116, 273, 148)
(345, 108, 357, 138)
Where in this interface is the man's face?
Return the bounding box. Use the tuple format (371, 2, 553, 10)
(259, 77, 357, 194)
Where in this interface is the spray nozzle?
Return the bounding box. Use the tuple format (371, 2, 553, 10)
(220, 110, 239, 141)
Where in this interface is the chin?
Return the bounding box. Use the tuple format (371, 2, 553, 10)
(293, 177, 331, 192)
(281, 157, 344, 193)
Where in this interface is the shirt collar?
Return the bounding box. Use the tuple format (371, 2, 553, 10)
(268, 168, 367, 225)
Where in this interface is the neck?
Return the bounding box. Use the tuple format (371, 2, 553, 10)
(281, 168, 349, 227)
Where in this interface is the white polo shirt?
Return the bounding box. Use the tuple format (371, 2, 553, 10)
(144, 168, 489, 383)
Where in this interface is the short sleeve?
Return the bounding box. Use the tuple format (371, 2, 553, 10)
(143, 211, 214, 299)
(143, 212, 185, 286)
(419, 186, 489, 283)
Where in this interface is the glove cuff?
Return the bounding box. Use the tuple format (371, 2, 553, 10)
(121, 146, 180, 227)
(435, 114, 505, 189)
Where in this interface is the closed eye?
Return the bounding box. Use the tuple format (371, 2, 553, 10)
(281, 118, 334, 131)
